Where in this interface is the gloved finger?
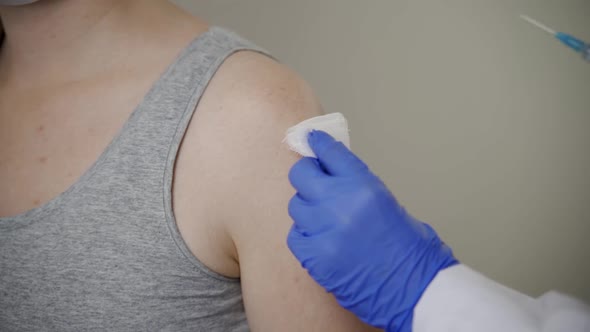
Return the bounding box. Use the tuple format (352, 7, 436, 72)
(286, 225, 316, 270)
(288, 194, 334, 234)
(289, 157, 329, 199)
(308, 130, 368, 177)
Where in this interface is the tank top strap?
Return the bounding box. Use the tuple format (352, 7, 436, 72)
(116, 26, 270, 174)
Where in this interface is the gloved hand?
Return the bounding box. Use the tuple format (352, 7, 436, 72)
(287, 130, 458, 332)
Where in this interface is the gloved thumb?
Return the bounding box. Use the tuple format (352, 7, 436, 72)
(308, 130, 368, 177)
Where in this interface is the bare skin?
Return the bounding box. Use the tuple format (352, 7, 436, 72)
(0, 1, 380, 331)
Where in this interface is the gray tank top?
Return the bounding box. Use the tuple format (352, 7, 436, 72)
(0, 27, 267, 331)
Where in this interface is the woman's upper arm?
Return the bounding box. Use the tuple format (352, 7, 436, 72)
(207, 51, 380, 331)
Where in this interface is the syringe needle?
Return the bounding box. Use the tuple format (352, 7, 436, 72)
(520, 15, 556, 36)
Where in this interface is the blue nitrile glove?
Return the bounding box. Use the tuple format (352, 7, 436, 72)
(287, 130, 458, 332)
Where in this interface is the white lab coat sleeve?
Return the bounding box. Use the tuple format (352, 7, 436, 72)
(412, 264, 590, 332)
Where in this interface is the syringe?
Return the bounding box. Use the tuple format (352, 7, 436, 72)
(521, 15, 590, 62)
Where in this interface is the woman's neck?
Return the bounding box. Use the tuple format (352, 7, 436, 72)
(0, 0, 142, 88)
(1, 1, 125, 55)
(0, 0, 206, 90)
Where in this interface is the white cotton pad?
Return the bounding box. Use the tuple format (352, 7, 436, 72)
(284, 112, 350, 158)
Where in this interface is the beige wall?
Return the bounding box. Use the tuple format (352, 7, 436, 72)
(173, 0, 590, 302)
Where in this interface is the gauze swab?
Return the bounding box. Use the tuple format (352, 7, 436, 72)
(284, 112, 351, 158)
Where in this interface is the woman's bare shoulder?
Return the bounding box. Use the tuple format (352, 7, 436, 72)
(175, 51, 377, 331)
